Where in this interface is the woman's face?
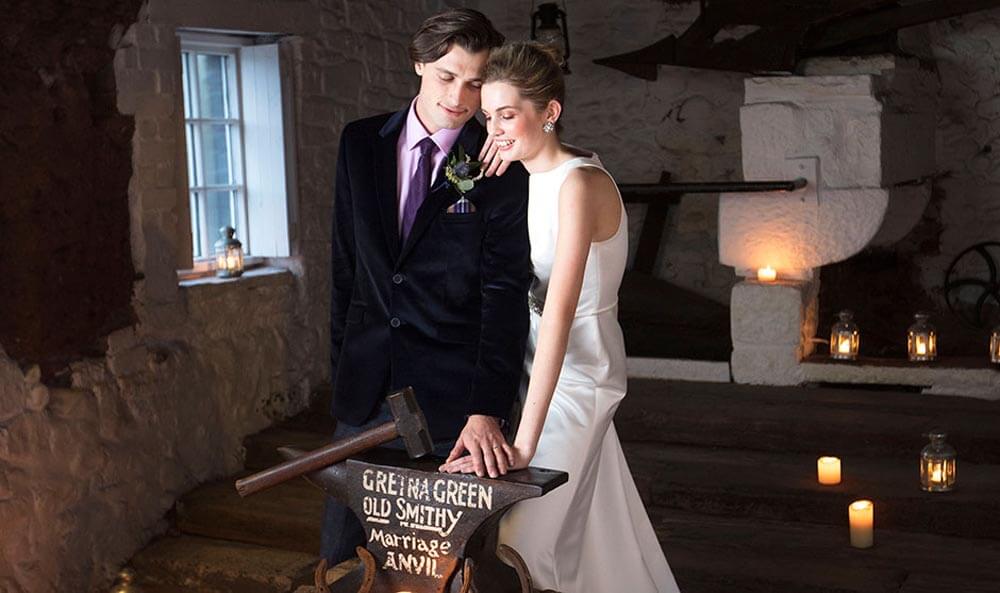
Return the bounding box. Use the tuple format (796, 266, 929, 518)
(480, 81, 551, 162)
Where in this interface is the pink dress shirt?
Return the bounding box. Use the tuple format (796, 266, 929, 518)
(396, 98, 462, 234)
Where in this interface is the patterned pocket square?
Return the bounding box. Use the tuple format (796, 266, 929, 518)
(446, 197, 476, 214)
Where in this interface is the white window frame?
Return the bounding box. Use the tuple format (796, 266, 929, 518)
(178, 30, 296, 273)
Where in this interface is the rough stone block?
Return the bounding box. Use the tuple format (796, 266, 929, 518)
(731, 346, 804, 386)
(720, 174, 890, 271)
(134, 140, 176, 166)
(134, 93, 176, 119)
(741, 70, 936, 189)
(142, 188, 181, 212)
(136, 48, 179, 73)
(745, 75, 879, 105)
(731, 281, 810, 346)
(25, 385, 50, 412)
(739, 103, 799, 181)
(730, 279, 818, 386)
(0, 356, 27, 423)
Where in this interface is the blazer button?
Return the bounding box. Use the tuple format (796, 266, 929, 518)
(392, 273, 404, 285)
(390, 317, 401, 328)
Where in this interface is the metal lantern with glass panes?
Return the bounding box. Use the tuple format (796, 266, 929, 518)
(531, 2, 570, 73)
(830, 310, 860, 360)
(991, 324, 1000, 364)
(907, 312, 937, 362)
(214, 226, 244, 278)
(920, 430, 957, 492)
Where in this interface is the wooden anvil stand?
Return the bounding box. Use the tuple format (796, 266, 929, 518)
(281, 447, 567, 593)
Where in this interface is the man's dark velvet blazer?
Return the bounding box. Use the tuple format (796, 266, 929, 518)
(329, 107, 531, 442)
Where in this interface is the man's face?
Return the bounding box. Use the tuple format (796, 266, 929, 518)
(413, 44, 489, 134)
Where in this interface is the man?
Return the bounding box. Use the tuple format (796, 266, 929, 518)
(323, 9, 530, 566)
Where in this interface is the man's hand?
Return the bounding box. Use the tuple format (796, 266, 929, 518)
(439, 442, 533, 475)
(478, 134, 511, 178)
(439, 415, 513, 478)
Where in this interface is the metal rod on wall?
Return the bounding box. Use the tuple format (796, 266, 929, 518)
(619, 177, 806, 197)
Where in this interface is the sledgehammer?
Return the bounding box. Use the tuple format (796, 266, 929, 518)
(235, 387, 433, 497)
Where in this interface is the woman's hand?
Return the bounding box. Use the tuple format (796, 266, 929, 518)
(439, 443, 534, 475)
(478, 134, 511, 178)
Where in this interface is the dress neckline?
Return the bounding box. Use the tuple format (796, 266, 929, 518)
(531, 148, 600, 176)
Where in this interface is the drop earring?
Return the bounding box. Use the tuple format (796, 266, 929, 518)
(542, 121, 555, 133)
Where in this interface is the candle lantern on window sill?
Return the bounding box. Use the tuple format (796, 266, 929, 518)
(531, 2, 571, 73)
(920, 430, 956, 492)
(214, 225, 244, 278)
(991, 324, 1000, 364)
(830, 310, 860, 361)
(907, 312, 937, 362)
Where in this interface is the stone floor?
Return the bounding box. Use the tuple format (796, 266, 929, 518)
(127, 380, 1000, 592)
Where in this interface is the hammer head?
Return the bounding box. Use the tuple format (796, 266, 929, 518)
(387, 387, 434, 458)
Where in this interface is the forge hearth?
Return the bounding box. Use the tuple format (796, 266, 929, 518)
(720, 55, 939, 385)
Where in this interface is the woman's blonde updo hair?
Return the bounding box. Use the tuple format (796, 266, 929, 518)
(484, 41, 565, 120)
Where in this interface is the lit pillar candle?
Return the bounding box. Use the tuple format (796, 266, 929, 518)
(849, 500, 874, 548)
(817, 456, 841, 485)
(757, 266, 777, 282)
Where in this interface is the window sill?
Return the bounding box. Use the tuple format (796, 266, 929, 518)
(178, 265, 293, 289)
(177, 257, 267, 282)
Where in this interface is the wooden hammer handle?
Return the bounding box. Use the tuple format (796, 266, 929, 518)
(235, 422, 398, 497)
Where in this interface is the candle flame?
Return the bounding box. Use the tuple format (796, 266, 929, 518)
(757, 266, 777, 282)
(850, 500, 872, 511)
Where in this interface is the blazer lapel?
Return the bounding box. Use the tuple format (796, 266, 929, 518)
(397, 119, 485, 265)
(375, 110, 407, 260)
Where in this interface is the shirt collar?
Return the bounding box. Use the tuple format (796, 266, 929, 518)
(403, 97, 462, 156)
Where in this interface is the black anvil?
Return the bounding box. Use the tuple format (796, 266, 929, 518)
(281, 447, 567, 593)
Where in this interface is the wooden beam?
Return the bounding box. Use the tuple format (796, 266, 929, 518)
(807, 0, 1000, 51)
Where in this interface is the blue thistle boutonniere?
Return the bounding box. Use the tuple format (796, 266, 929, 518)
(444, 145, 483, 195)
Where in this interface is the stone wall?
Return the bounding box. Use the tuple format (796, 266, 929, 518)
(0, 1, 446, 591)
(473, 0, 745, 304)
(816, 11, 1000, 357)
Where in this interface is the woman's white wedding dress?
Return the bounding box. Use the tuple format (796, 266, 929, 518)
(498, 154, 680, 592)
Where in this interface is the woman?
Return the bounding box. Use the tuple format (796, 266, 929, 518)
(441, 42, 680, 593)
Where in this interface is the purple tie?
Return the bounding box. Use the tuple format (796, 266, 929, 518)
(401, 137, 436, 242)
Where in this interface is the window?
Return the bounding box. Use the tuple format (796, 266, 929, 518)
(179, 31, 295, 264)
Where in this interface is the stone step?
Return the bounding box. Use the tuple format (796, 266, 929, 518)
(624, 442, 1000, 540)
(176, 476, 324, 555)
(652, 507, 1000, 593)
(129, 534, 316, 593)
(618, 379, 1000, 463)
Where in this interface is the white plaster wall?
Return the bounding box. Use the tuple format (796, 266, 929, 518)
(473, 0, 745, 304)
(0, 1, 448, 591)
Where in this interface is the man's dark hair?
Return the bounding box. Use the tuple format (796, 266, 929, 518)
(408, 8, 504, 64)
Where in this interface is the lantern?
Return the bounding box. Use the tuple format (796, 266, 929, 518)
(214, 225, 244, 278)
(531, 2, 570, 73)
(830, 310, 860, 361)
(907, 312, 937, 362)
(920, 430, 956, 492)
(991, 324, 1000, 364)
